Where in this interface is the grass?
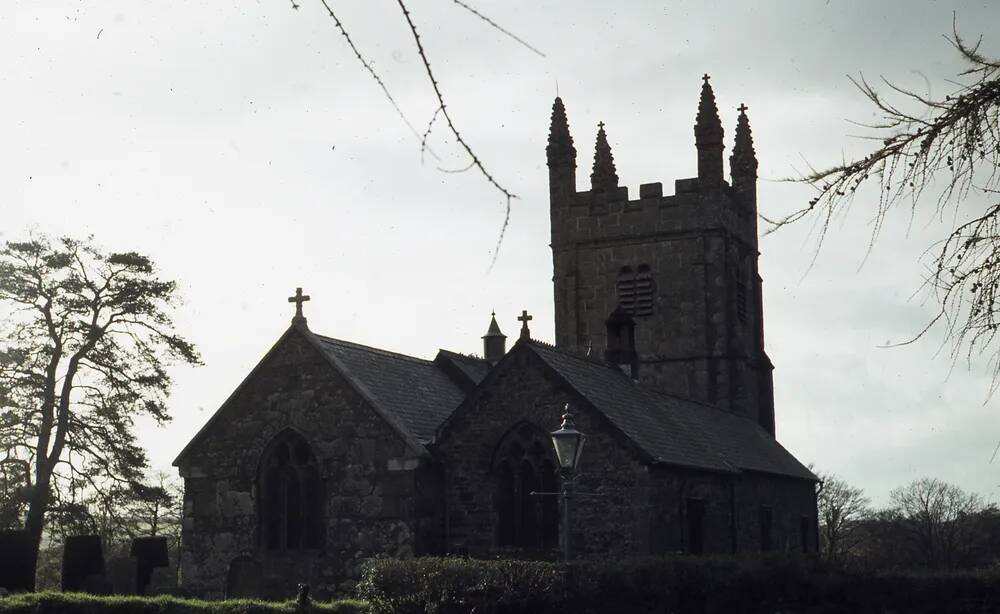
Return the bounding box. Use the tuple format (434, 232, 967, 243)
(0, 592, 369, 614)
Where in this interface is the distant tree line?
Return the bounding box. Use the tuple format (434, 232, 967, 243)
(817, 472, 1000, 571)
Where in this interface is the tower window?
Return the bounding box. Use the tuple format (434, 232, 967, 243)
(258, 430, 324, 552)
(735, 261, 747, 324)
(617, 265, 654, 316)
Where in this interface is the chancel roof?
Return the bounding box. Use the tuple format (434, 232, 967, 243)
(526, 341, 816, 481)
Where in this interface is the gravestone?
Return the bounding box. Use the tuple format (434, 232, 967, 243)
(225, 555, 262, 599)
(129, 536, 169, 596)
(0, 530, 34, 592)
(61, 535, 105, 592)
(107, 556, 137, 595)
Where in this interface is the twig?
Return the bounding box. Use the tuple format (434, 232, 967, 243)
(451, 0, 546, 58)
(311, 0, 441, 161)
(396, 0, 517, 270)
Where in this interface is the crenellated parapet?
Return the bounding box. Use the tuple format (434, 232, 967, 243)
(547, 76, 760, 255)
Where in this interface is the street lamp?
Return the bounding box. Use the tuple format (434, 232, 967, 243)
(550, 405, 586, 562)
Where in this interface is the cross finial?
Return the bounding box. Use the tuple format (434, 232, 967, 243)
(597, 121, 605, 130)
(738, 103, 749, 114)
(288, 287, 311, 325)
(702, 73, 711, 83)
(518, 309, 533, 340)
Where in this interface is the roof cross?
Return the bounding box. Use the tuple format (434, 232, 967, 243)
(288, 287, 310, 324)
(518, 309, 533, 340)
(597, 121, 605, 130)
(702, 73, 711, 83)
(738, 103, 749, 114)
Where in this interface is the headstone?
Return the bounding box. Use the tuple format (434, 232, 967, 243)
(107, 556, 137, 595)
(0, 530, 34, 592)
(61, 535, 105, 592)
(225, 555, 262, 599)
(129, 537, 169, 596)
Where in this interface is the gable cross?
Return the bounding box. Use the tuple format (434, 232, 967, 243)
(738, 103, 749, 114)
(702, 73, 711, 83)
(518, 309, 533, 340)
(288, 287, 311, 325)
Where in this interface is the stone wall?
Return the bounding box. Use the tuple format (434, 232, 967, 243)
(435, 347, 656, 559)
(437, 343, 816, 560)
(550, 180, 770, 431)
(176, 328, 430, 599)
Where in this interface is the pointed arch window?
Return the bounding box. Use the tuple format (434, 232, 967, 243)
(258, 430, 324, 552)
(493, 423, 559, 551)
(735, 260, 748, 324)
(617, 265, 654, 316)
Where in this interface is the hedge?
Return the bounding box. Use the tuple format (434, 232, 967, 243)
(0, 593, 369, 614)
(357, 555, 1000, 614)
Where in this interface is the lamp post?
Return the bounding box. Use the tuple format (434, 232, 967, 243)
(550, 404, 586, 562)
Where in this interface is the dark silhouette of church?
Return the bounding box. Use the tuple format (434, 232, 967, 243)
(174, 76, 818, 599)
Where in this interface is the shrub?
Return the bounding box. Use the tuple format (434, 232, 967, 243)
(0, 592, 369, 614)
(357, 555, 1000, 614)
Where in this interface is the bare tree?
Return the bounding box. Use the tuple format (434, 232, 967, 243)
(0, 234, 200, 586)
(816, 472, 870, 565)
(770, 24, 1000, 384)
(888, 477, 985, 569)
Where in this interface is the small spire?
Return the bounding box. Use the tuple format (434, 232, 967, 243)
(590, 121, 619, 193)
(482, 311, 507, 364)
(694, 74, 725, 185)
(730, 103, 758, 178)
(484, 311, 504, 337)
(547, 97, 576, 168)
(695, 74, 724, 144)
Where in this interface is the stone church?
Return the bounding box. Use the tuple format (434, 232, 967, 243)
(173, 76, 818, 599)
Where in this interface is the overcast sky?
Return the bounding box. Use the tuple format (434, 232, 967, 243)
(3, 1, 999, 506)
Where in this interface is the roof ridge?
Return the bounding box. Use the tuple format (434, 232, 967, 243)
(528, 338, 621, 369)
(436, 348, 488, 363)
(314, 334, 434, 365)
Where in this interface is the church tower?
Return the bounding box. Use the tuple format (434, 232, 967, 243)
(547, 76, 775, 435)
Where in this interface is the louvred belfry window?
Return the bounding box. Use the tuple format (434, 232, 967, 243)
(617, 265, 654, 316)
(258, 430, 324, 552)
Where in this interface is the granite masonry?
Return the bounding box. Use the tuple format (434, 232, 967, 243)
(174, 77, 818, 598)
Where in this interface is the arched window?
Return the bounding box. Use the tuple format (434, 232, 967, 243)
(617, 265, 654, 316)
(493, 423, 560, 551)
(735, 259, 747, 324)
(258, 430, 324, 552)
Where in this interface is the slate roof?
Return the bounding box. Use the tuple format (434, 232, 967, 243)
(435, 349, 492, 388)
(528, 342, 816, 481)
(313, 335, 477, 444)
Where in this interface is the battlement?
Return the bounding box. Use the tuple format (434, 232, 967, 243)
(547, 76, 759, 255)
(553, 177, 756, 252)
